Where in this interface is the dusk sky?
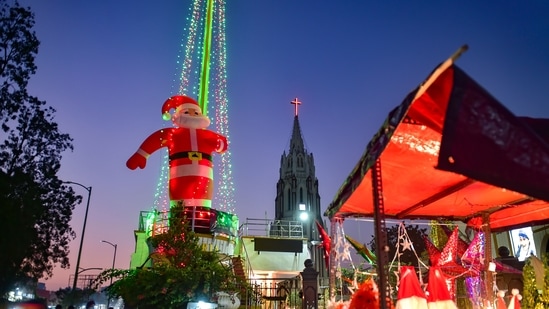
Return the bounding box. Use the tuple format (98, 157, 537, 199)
(16, 0, 549, 290)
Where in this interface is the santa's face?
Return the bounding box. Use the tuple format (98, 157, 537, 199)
(172, 107, 211, 129)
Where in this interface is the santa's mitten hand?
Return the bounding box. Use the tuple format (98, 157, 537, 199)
(126, 152, 147, 169)
(216, 137, 228, 153)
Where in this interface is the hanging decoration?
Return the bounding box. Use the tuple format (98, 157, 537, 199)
(127, 95, 228, 208)
(460, 231, 484, 269)
(426, 266, 458, 308)
(460, 231, 486, 307)
(439, 222, 470, 257)
(327, 220, 360, 309)
(436, 227, 474, 278)
(424, 224, 483, 307)
(395, 266, 428, 309)
(389, 223, 429, 296)
(423, 236, 442, 266)
(345, 235, 377, 266)
(464, 276, 484, 308)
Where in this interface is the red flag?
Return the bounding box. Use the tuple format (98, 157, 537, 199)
(316, 220, 331, 269)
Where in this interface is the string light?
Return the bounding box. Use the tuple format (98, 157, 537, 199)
(156, 0, 236, 216)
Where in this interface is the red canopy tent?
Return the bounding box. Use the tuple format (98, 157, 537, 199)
(323, 46, 549, 307)
(325, 52, 549, 230)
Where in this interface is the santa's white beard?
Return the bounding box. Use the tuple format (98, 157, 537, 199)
(174, 114, 210, 129)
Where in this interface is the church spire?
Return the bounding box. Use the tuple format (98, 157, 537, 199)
(274, 97, 327, 278)
(289, 98, 305, 154)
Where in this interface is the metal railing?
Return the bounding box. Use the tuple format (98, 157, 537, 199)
(240, 218, 304, 239)
(240, 277, 301, 308)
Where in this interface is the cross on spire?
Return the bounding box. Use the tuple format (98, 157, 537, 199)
(290, 97, 302, 116)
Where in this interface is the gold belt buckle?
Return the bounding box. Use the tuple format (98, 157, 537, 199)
(188, 151, 202, 161)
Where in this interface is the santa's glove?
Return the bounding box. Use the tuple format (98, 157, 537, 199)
(216, 138, 228, 153)
(126, 149, 149, 169)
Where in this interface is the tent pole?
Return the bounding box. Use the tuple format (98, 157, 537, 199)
(372, 159, 389, 309)
(328, 217, 340, 303)
(482, 214, 494, 305)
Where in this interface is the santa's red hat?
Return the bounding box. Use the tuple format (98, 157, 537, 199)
(395, 266, 427, 309)
(495, 290, 507, 309)
(426, 266, 457, 309)
(162, 95, 202, 120)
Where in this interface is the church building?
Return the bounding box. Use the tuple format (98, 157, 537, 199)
(274, 98, 328, 278)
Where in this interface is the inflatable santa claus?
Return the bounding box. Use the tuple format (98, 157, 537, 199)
(126, 95, 227, 208)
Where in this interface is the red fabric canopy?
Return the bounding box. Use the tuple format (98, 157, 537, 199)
(325, 59, 549, 232)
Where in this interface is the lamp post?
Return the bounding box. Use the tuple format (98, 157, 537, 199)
(68, 267, 103, 288)
(102, 240, 117, 308)
(298, 203, 310, 240)
(64, 181, 92, 291)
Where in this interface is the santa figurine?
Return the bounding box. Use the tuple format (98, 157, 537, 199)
(127, 95, 227, 208)
(507, 289, 521, 309)
(495, 290, 507, 309)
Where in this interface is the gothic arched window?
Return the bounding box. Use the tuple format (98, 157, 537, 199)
(287, 188, 291, 211)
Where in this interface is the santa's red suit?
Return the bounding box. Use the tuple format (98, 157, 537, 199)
(126, 95, 227, 207)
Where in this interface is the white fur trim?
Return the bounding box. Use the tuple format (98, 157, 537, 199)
(180, 103, 201, 112)
(396, 296, 428, 309)
(427, 300, 457, 309)
(181, 199, 212, 207)
(216, 139, 225, 152)
(137, 148, 150, 158)
(170, 163, 213, 178)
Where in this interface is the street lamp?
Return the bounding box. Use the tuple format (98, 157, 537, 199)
(63, 181, 92, 291)
(298, 203, 310, 239)
(68, 268, 103, 288)
(102, 240, 117, 308)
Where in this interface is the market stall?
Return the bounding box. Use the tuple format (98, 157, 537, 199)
(324, 46, 549, 308)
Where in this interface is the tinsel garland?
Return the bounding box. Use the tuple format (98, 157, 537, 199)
(456, 278, 472, 309)
(522, 258, 539, 308)
(543, 255, 549, 305)
(522, 255, 549, 309)
(429, 220, 448, 249)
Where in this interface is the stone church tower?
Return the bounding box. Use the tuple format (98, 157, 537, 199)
(274, 98, 327, 277)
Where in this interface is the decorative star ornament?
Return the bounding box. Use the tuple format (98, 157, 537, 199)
(401, 239, 412, 251)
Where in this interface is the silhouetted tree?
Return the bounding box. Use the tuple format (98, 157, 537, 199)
(0, 1, 77, 296)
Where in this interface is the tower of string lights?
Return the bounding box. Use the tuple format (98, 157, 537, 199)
(151, 0, 236, 216)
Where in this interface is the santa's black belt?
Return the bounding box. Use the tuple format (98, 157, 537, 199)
(169, 151, 212, 161)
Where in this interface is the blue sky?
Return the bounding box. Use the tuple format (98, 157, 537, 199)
(16, 0, 549, 290)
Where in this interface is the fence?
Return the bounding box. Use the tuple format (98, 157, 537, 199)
(240, 277, 301, 309)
